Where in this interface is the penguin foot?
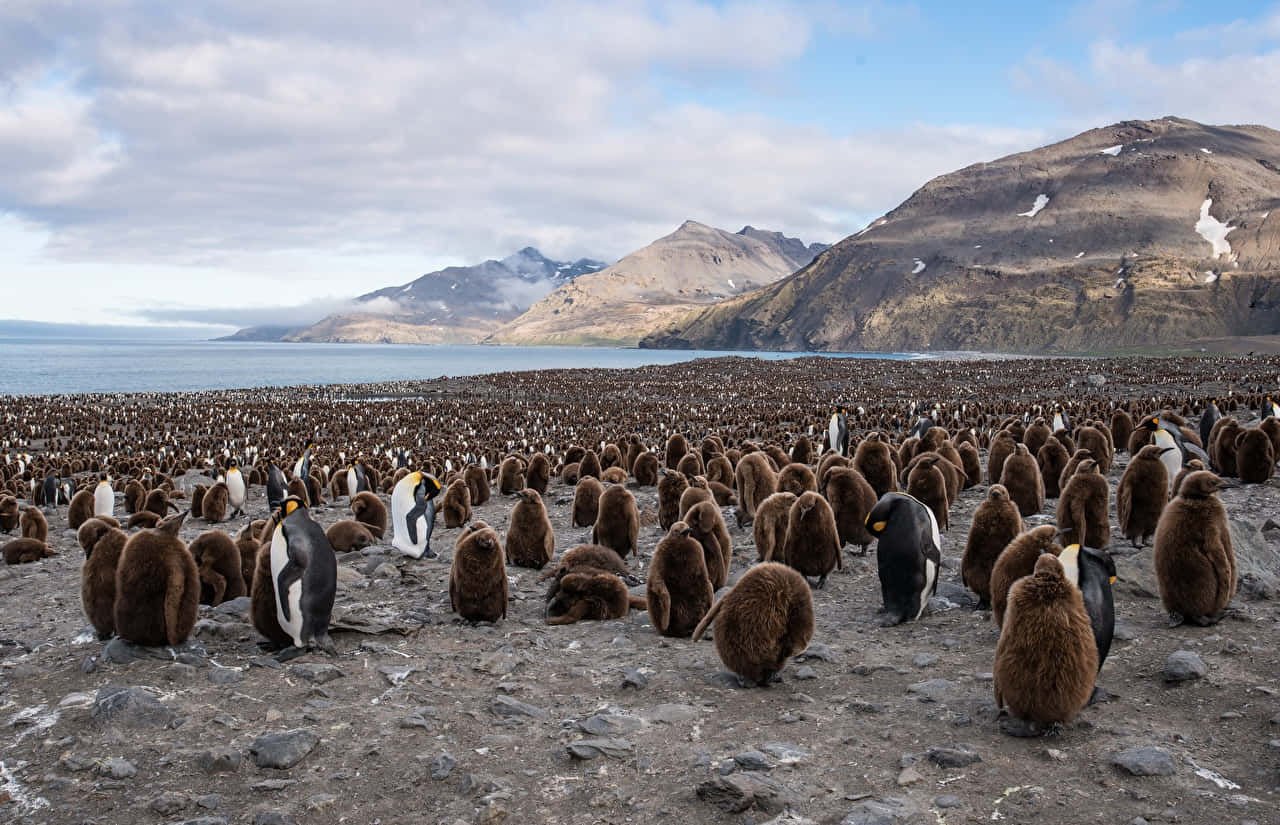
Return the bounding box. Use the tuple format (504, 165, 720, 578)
(1188, 613, 1222, 627)
(999, 717, 1047, 738)
(420, 545, 438, 560)
(1088, 685, 1117, 705)
(311, 635, 337, 656)
(274, 646, 307, 663)
(815, 574, 828, 590)
(1166, 612, 1185, 628)
(877, 613, 906, 628)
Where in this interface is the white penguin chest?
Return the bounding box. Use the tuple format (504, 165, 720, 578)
(226, 472, 245, 505)
(94, 484, 113, 517)
(270, 529, 304, 645)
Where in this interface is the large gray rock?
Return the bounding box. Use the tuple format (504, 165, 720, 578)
(1229, 518, 1280, 600)
(695, 774, 790, 814)
(841, 796, 918, 824)
(489, 695, 548, 720)
(1163, 651, 1207, 683)
(1111, 747, 1176, 776)
(91, 686, 174, 728)
(250, 729, 320, 769)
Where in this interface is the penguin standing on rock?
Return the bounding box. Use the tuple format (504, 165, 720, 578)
(391, 471, 443, 559)
(269, 496, 337, 655)
(865, 493, 941, 626)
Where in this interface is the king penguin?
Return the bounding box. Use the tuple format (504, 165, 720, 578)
(1141, 417, 1206, 491)
(1199, 399, 1221, 450)
(865, 492, 942, 626)
(93, 474, 114, 519)
(391, 471, 444, 559)
(266, 462, 289, 512)
(269, 496, 336, 654)
(828, 407, 850, 457)
(1056, 543, 1115, 673)
(347, 462, 369, 498)
(226, 459, 247, 518)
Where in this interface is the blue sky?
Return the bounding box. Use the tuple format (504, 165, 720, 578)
(2, 0, 1279, 331)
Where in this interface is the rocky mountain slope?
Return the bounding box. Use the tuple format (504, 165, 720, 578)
(224, 249, 607, 345)
(486, 222, 828, 347)
(643, 117, 1280, 353)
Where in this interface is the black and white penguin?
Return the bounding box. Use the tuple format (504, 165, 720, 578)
(266, 462, 289, 512)
(1263, 395, 1280, 421)
(93, 475, 114, 519)
(1056, 543, 1115, 673)
(292, 440, 315, 481)
(1140, 417, 1209, 489)
(41, 472, 59, 510)
(226, 459, 246, 518)
(828, 407, 849, 457)
(907, 413, 935, 440)
(269, 496, 337, 654)
(1052, 404, 1071, 434)
(346, 462, 369, 498)
(1199, 399, 1221, 450)
(865, 492, 941, 626)
(391, 470, 443, 559)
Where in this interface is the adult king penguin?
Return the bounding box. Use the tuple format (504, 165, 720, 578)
(1139, 417, 1209, 491)
(269, 496, 337, 654)
(266, 462, 289, 512)
(392, 471, 443, 559)
(865, 492, 941, 626)
(828, 407, 850, 457)
(93, 474, 114, 519)
(347, 461, 370, 498)
(226, 458, 247, 518)
(1056, 543, 1116, 674)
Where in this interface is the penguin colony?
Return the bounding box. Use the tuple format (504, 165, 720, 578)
(0, 354, 1276, 743)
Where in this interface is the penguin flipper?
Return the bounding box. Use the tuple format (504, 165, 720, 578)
(275, 528, 309, 623)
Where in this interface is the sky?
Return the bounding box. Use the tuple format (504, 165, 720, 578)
(3, 0, 1280, 333)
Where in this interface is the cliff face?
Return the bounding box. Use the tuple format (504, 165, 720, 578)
(485, 222, 827, 347)
(643, 118, 1280, 353)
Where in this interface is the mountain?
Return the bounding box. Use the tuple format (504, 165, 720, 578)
(643, 117, 1280, 354)
(485, 222, 829, 346)
(278, 248, 607, 344)
(214, 325, 301, 342)
(0, 319, 215, 340)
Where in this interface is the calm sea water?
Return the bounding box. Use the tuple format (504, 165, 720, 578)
(0, 339, 919, 395)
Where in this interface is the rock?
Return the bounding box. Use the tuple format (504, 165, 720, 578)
(430, 752, 456, 780)
(1111, 747, 1176, 776)
(566, 738, 634, 760)
(489, 695, 548, 720)
(759, 743, 805, 765)
(207, 667, 243, 686)
(195, 794, 222, 809)
(906, 679, 954, 702)
(759, 814, 818, 825)
(91, 685, 174, 728)
(377, 665, 416, 686)
(695, 774, 789, 814)
(171, 819, 228, 825)
(796, 642, 837, 662)
(841, 796, 917, 824)
(150, 792, 190, 815)
(1164, 651, 1208, 683)
(935, 581, 978, 607)
(578, 714, 642, 736)
(371, 562, 400, 579)
(895, 767, 923, 786)
(97, 757, 137, 778)
(251, 779, 297, 791)
(912, 653, 939, 668)
(734, 750, 774, 771)
(927, 744, 981, 768)
(620, 668, 650, 689)
(934, 794, 961, 809)
(253, 812, 297, 825)
(213, 596, 251, 618)
(306, 794, 337, 811)
(102, 638, 208, 666)
(1229, 518, 1280, 600)
(289, 663, 344, 684)
(639, 704, 699, 724)
(195, 747, 241, 773)
(475, 647, 523, 676)
(250, 729, 320, 769)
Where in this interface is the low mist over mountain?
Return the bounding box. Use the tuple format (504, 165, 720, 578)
(225, 248, 606, 344)
(644, 117, 1280, 354)
(486, 222, 828, 346)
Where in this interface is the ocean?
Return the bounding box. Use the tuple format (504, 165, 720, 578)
(0, 339, 919, 395)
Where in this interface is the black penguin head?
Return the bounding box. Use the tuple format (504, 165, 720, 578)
(281, 496, 307, 517)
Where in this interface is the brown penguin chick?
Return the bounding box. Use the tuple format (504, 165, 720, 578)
(525, 453, 552, 493)
(1260, 416, 1280, 458)
(1116, 444, 1171, 548)
(78, 519, 127, 639)
(497, 456, 526, 495)
(286, 477, 308, 503)
(188, 530, 247, 606)
(600, 443, 623, 470)
(562, 446, 587, 467)
(1110, 408, 1135, 454)
(665, 433, 689, 470)
(705, 454, 734, 489)
(647, 522, 715, 638)
(853, 433, 898, 498)
(201, 482, 228, 523)
(126, 511, 162, 529)
(1056, 459, 1110, 549)
(124, 480, 147, 514)
(0, 495, 18, 533)
(114, 514, 200, 646)
(560, 462, 581, 486)
(733, 452, 778, 527)
(776, 463, 817, 496)
(999, 444, 1045, 517)
(753, 491, 797, 563)
(676, 451, 704, 478)
(961, 485, 1023, 608)
(679, 477, 712, 519)
(780, 491, 842, 587)
(632, 452, 659, 487)
(624, 435, 646, 475)
(440, 479, 472, 528)
(20, 505, 48, 542)
(906, 456, 950, 531)
(1076, 426, 1112, 474)
(305, 472, 325, 508)
(1053, 428, 1076, 456)
(464, 465, 491, 506)
(350, 491, 388, 539)
(544, 569, 645, 625)
(1126, 424, 1152, 457)
(990, 524, 1060, 627)
(1154, 471, 1236, 627)
(691, 562, 814, 687)
(816, 452, 849, 492)
(1209, 417, 1242, 476)
(708, 480, 737, 507)
(686, 499, 732, 589)
(897, 436, 919, 468)
(903, 450, 964, 504)
(536, 543, 631, 584)
(601, 466, 628, 484)
(579, 450, 603, 480)
(451, 521, 508, 623)
(592, 484, 639, 559)
(657, 470, 688, 530)
(94, 515, 121, 528)
(790, 435, 815, 466)
(144, 487, 176, 518)
(987, 430, 1018, 485)
(1171, 458, 1205, 498)
(67, 489, 95, 530)
(1235, 428, 1276, 484)
(329, 471, 348, 500)
(3, 537, 56, 564)
(188, 484, 207, 517)
(1057, 448, 1094, 492)
(235, 533, 258, 590)
(325, 519, 377, 552)
(250, 515, 292, 649)
(993, 553, 1098, 730)
(1036, 436, 1070, 498)
(957, 441, 983, 489)
(506, 489, 556, 569)
(573, 476, 604, 528)
(824, 466, 876, 553)
(1022, 418, 1051, 459)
